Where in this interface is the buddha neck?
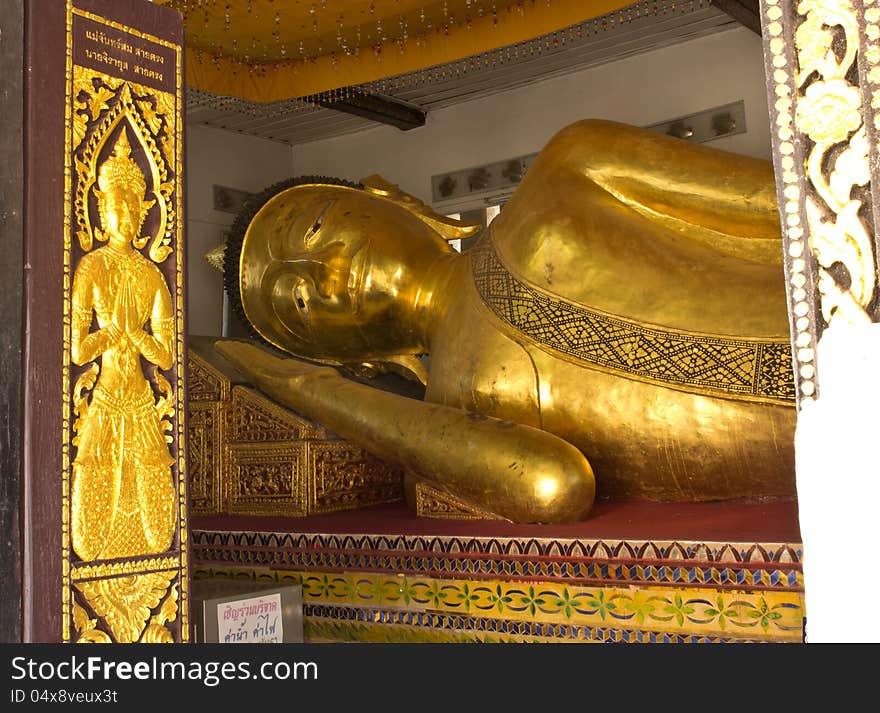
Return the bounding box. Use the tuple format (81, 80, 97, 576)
(414, 249, 466, 353)
(105, 236, 136, 256)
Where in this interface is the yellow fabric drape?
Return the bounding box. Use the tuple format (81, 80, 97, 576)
(160, 1, 636, 103)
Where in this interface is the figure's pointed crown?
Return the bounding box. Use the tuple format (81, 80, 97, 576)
(98, 129, 146, 198)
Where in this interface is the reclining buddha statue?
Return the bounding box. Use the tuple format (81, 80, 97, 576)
(214, 119, 797, 524)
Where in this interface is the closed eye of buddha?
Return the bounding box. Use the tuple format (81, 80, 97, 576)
(304, 200, 333, 245)
(294, 282, 307, 312)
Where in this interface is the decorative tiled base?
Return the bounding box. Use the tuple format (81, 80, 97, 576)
(192, 508, 805, 643)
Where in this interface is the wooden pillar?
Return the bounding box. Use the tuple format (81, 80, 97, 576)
(760, 0, 880, 641)
(0, 0, 24, 644)
(21, 0, 189, 643)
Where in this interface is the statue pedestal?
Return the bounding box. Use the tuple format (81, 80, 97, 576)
(191, 498, 804, 643)
(187, 338, 405, 518)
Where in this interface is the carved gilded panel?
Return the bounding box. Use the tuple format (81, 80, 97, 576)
(226, 443, 308, 516)
(187, 402, 222, 515)
(62, 1, 186, 642)
(310, 443, 406, 513)
(413, 480, 503, 521)
(228, 386, 325, 442)
(187, 350, 230, 402)
(187, 372, 405, 517)
(761, 0, 880, 405)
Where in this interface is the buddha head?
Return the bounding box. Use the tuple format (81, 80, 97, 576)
(223, 175, 480, 367)
(96, 129, 152, 249)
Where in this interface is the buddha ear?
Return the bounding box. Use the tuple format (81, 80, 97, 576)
(133, 198, 156, 250)
(360, 174, 481, 241)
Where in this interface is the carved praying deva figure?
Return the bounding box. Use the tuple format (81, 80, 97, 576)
(71, 129, 176, 560)
(213, 119, 797, 524)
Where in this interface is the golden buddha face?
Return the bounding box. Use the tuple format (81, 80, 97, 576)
(238, 184, 452, 363)
(100, 187, 142, 246)
(96, 130, 149, 250)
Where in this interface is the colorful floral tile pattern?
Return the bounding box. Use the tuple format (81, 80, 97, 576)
(194, 566, 805, 643)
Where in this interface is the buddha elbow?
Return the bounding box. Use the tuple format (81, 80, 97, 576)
(527, 449, 596, 524)
(71, 344, 87, 366)
(152, 344, 173, 370)
(539, 119, 639, 183)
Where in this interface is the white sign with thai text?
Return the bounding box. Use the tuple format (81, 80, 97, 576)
(217, 593, 283, 643)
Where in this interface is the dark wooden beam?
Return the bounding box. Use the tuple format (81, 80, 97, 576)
(21, 0, 67, 642)
(316, 92, 427, 131)
(712, 0, 762, 35)
(0, 0, 23, 644)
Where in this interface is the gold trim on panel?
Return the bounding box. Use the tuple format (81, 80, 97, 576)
(173, 27, 188, 637)
(62, 0, 75, 643)
(71, 555, 181, 582)
(74, 570, 177, 643)
(761, 0, 880, 405)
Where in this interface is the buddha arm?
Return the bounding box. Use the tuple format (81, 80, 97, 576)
(71, 262, 118, 366)
(540, 119, 780, 240)
(214, 340, 595, 523)
(131, 280, 174, 370)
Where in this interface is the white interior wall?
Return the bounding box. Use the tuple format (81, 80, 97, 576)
(185, 125, 295, 335)
(292, 26, 771, 203)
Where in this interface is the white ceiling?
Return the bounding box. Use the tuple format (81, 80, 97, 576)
(186, 0, 742, 146)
